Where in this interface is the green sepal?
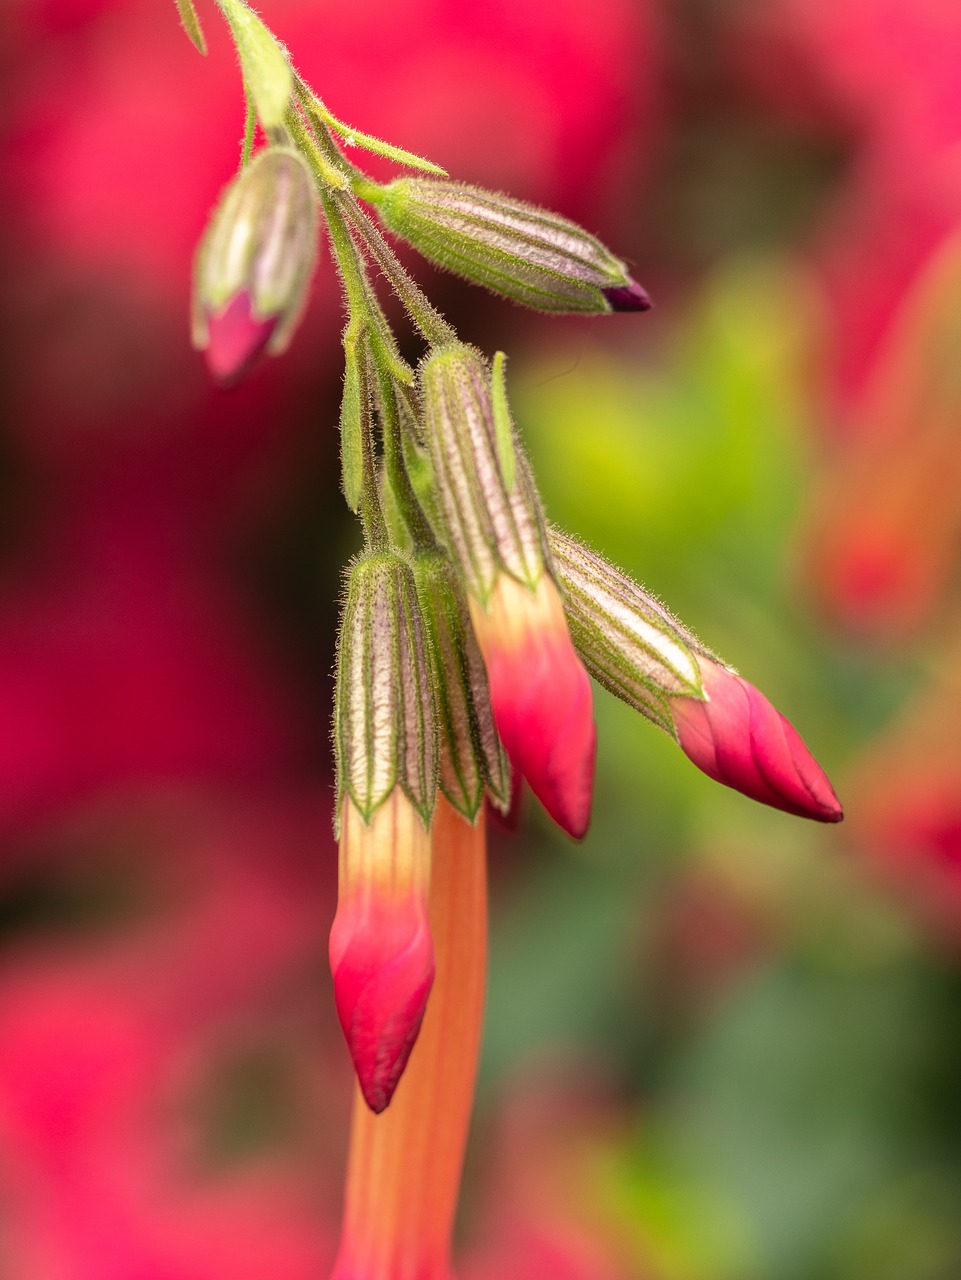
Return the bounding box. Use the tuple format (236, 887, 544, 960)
(340, 330, 367, 513)
(420, 343, 551, 606)
(174, 0, 207, 54)
(219, 0, 292, 130)
(491, 351, 516, 493)
(412, 553, 510, 820)
(551, 530, 710, 737)
(310, 104, 447, 177)
(334, 554, 438, 828)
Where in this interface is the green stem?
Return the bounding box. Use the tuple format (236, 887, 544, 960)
(322, 193, 435, 550)
(370, 345, 437, 552)
(321, 190, 389, 547)
(284, 106, 348, 190)
(341, 199, 456, 349)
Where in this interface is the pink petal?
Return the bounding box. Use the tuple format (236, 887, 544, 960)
(203, 291, 277, 388)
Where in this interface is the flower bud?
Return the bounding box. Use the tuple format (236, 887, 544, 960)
(330, 790, 434, 1114)
(334, 553, 438, 827)
(369, 179, 650, 314)
(411, 553, 510, 821)
(420, 349, 595, 836)
(192, 146, 319, 385)
(552, 531, 842, 823)
(331, 553, 441, 1111)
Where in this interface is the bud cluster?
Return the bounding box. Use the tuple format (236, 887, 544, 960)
(181, 0, 842, 1131)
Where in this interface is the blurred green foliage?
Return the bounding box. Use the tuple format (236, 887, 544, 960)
(480, 257, 961, 1279)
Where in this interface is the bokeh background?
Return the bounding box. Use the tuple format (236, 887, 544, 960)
(2, 0, 961, 1276)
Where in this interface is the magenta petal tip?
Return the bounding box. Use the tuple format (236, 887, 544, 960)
(604, 278, 653, 312)
(673, 659, 843, 823)
(330, 906, 435, 1114)
(203, 290, 278, 387)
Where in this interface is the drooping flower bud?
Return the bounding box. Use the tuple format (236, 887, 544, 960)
(368, 178, 651, 314)
(421, 347, 596, 837)
(331, 553, 440, 1111)
(412, 552, 510, 821)
(192, 146, 319, 385)
(552, 531, 843, 823)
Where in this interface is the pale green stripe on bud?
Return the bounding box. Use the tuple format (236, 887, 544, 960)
(550, 530, 707, 736)
(370, 179, 636, 313)
(335, 554, 438, 828)
(412, 554, 510, 821)
(420, 344, 550, 605)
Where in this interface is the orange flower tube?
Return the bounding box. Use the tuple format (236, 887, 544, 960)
(332, 798, 488, 1280)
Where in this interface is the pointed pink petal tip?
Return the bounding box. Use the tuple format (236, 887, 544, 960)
(604, 278, 653, 312)
(203, 290, 278, 387)
(329, 904, 435, 1113)
(673, 659, 843, 823)
(485, 621, 596, 840)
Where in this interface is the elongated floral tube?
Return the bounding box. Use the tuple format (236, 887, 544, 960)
(367, 178, 650, 314)
(330, 791, 435, 1115)
(671, 658, 843, 822)
(333, 798, 487, 1280)
(192, 146, 319, 385)
(552, 530, 842, 823)
(469, 573, 596, 840)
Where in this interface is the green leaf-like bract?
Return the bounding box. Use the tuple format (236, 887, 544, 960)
(220, 0, 292, 129)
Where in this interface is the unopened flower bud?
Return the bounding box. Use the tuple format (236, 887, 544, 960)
(192, 146, 319, 385)
(331, 553, 441, 1111)
(368, 179, 650, 314)
(420, 349, 595, 836)
(552, 531, 842, 823)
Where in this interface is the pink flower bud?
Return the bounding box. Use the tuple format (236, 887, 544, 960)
(329, 792, 435, 1113)
(671, 658, 843, 823)
(192, 147, 318, 386)
(470, 573, 596, 839)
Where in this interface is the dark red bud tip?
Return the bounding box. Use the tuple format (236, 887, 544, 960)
(203, 290, 278, 387)
(604, 278, 652, 312)
(330, 904, 435, 1113)
(673, 659, 843, 823)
